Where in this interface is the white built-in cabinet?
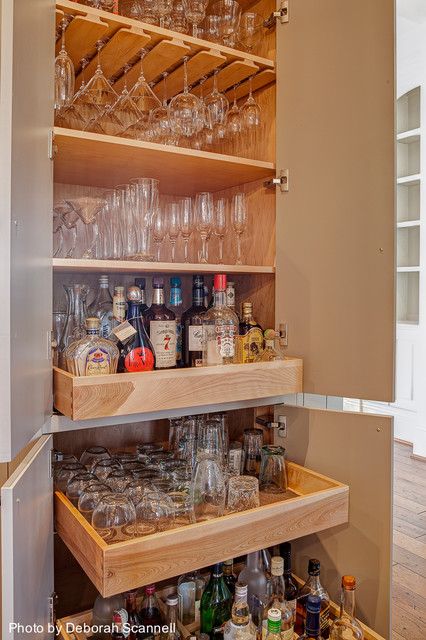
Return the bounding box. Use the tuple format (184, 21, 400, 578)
(0, 0, 395, 638)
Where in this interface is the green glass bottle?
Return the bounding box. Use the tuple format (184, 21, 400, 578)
(200, 563, 232, 640)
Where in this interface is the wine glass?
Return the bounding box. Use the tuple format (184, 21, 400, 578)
(167, 202, 181, 263)
(212, 0, 241, 46)
(152, 208, 167, 261)
(227, 85, 242, 154)
(195, 192, 213, 263)
(64, 197, 106, 259)
(156, 0, 173, 27)
(214, 198, 227, 264)
(231, 192, 247, 265)
(57, 58, 97, 131)
(82, 41, 118, 132)
(237, 12, 264, 53)
(173, 2, 189, 33)
(180, 197, 194, 263)
(127, 49, 161, 140)
(204, 70, 229, 145)
(108, 64, 142, 136)
(169, 57, 204, 139)
(55, 17, 75, 112)
(204, 15, 221, 43)
(181, 0, 209, 37)
(149, 73, 178, 146)
(240, 76, 261, 149)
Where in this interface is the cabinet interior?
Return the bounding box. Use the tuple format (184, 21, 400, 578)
(397, 85, 420, 134)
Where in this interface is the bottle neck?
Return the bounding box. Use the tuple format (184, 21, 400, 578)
(170, 286, 182, 307)
(152, 287, 165, 305)
(270, 574, 285, 596)
(86, 327, 99, 337)
(193, 287, 204, 307)
(246, 551, 261, 570)
(283, 554, 292, 575)
(213, 289, 227, 307)
(305, 610, 321, 637)
(341, 588, 356, 618)
(307, 574, 321, 590)
(127, 301, 141, 320)
(223, 563, 233, 576)
(242, 312, 253, 323)
(167, 604, 178, 625)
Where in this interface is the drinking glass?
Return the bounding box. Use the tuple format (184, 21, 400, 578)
(137, 442, 164, 456)
(190, 457, 226, 521)
(195, 192, 213, 263)
(169, 417, 183, 452)
(92, 493, 136, 542)
(64, 197, 106, 259)
(52, 311, 67, 366)
(204, 15, 221, 42)
(167, 202, 181, 262)
(171, 466, 193, 493)
(115, 184, 137, 258)
(130, 177, 159, 261)
(128, 49, 162, 140)
(92, 458, 123, 482)
(107, 65, 142, 136)
(106, 468, 134, 493)
(66, 472, 98, 507)
(80, 446, 111, 470)
(114, 451, 139, 464)
(55, 18, 75, 111)
(118, 0, 143, 18)
(173, 2, 189, 33)
(180, 197, 194, 263)
(169, 491, 196, 526)
(125, 478, 155, 505)
(150, 73, 178, 146)
(169, 57, 204, 139)
(181, 0, 209, 37)
(139, 0, 159, 23)
(152, 208, 167, 261)
(197, 419, 225, 465)
(82, 41, 118, 132)
(212, 0, 241, 46)
(204, 70, 229, 144)
(156, 0, 173, 27)
(135, 490, 175, 535)
(237, 12, 263, 53)
(214, 198, 227, 263)
(231, 192, 247, 265)
(227, 86, 242, 154)
(55, 201, 80, 258)
(78, 482, 112, 521)
(259, 445, 288, 493)
(240, 76, 261, 148)
(242, 428, 263, 476)
(53, 210, 64, 258)
(227, 475, 260, 513)
(54, 462, 86, 492)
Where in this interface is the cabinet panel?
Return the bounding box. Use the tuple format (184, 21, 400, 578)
(1, 435, 54, 639)
(275, 0, 395, 401)
(275, 406, 393, 638)
(0, 0, 55, 461)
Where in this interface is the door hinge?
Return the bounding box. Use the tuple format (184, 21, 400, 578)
(48, 592, 58, 626)
(47, 330, 56, 361)
(49, 449, 59, 479)
(264, 0, 289, 28)
(264, 169, 289, 193)
(255, 414, 279, 430)
(279, 322, 288, 347)
(48, 130, 57, 160)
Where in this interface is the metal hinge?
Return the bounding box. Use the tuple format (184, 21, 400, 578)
(48, 130, 57, 160)
(264, 169, 289, 193)
(279, 322, 288, 347)
(47, 330, 56, 360)
(264, 0, 289, 28)
(48, 592, 58, 626)
(256, 414, 279, 430)
(49, 449, 59, 479)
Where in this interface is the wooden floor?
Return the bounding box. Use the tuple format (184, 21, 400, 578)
(393, 441, 426, 639)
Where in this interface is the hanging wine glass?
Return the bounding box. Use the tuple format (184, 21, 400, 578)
(227, 85, 242, 155)
(181, 0, 209, 37)
(149, 73, 178, 145)
(127, 49, 161, 140)
(240, 75, 261, 151)
(231, 192, 247, 265)
(55, 17, 75, 112)
(105, 64, 142, 137)
(180, 197, 194, 262)
(204, 69, 229, 146)
(82, 40, 118, 132)
(169, 57, 204, 139)
(57, 58, 96, 130)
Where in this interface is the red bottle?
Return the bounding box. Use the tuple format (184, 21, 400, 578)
(118, 287, 155, 372)
(138, 584, 163, 640)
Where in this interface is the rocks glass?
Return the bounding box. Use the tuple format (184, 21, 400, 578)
(227, 475, 260, 513)
(259, 445, 287, 494)
(92, 493, 136, 543)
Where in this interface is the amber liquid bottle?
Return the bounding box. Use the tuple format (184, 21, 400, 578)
(295, 559, 330, 638)
(143, 277, 177, 369)
(182, 275, 206, 367)
(237, 301, 264, 363)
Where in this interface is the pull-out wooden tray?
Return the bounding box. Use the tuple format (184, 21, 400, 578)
(55, 461, 349, 597)
(53, 358, 303, 421)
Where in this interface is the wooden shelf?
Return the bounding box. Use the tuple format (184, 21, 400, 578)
(53, 358, 303, 421)
(54, 128, 275, 193)
(56, 1, 275, 102)
(55, 461, 348, 597)
(52, 258, 275, 274)
(397, 174, 421, 186)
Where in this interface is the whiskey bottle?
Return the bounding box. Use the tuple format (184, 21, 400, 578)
(223, 559, 237, 597)
(182, 275, 206, 367)
(88, 275, 113, 338)
(202, 274, 239, 366)
(296, 559, 330, 637)
(65, 317, 119, 376)
(329, 576, 363, 640)
(144, 277, 177, 369)
(170, 277, 184, 367)
(236, 302, 264, 363)
(118, 286, 155, 372)
(298, 596, 324, 640)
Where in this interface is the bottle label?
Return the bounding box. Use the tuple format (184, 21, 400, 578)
(124, 346, 155, 372)
(226, 286, 235, 308)
(176, 321, 183, 363)
(281, 629, 293, 640)
(113, 298, 126, 322)
(99, 310, 113, 338)
(204, 324, 236, 365)
(236, 327, 263, 363)
(85, 347, 110, 376)
(149, 320, 177, 368)
(111, 321, 137, 344)
(188, 325, 203, 351)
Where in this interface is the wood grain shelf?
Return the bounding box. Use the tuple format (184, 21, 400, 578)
(54, 127, 275, 192)
(56, 1, 275, 101)
(55, 461, 349, 597)
(52, 258, 275, 274)
(53, 358, 303, 421)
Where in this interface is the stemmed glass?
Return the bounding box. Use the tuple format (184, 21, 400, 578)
(181, 0, 209, 37)
(204, 70, 229, 145)
(195, 192, 213, 263)
(168, 57, 204, 139)
(149, 73, 178, 146)
(240, 76, 261, 147)
(237, 12, 264, 53)
(212, 0, 241, 46)
(231, 192, 247, 265)
(214, 198, 227, 264)
(152, 209, 167, 261)
(167, 202, 181, 263)
(108, 64, 142, 136)
(55, 201, 80, 258)
(180, 197, 194, 263)
(65, 197, 106, 259)
(227, 85, 242, 154)
(173, 2, 189, 33)
(156, 0, 173, 27)
(128, 49, 161, 140)
(55, 17, 75, 112)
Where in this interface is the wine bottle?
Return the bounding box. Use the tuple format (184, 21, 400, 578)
(200, 563, 232, 639)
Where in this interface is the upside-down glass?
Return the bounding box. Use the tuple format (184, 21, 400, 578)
(191, 457, 226, 521)
(197, 419, 225, 466)
(227, 475, 260, 513)
(83, 41, 118, 132)
(130, 177, 159, 261)
(169, 57, 204, 139)
(55, 18, 75, 111)
(128, 50, 161, 140)
(92, 458, 123, 482)
(125, 478, 155, 506)
(231, 192, 247, 265)
(242, 428, 263, 476)
(135, 490, 175, 536)
(78, 482, 112, 521)
(169, 491, 196, 527)
(150, 73, 178, 146)
(92, 493, 136, 543)
(80, 446, 111, 470)
(259, 445, 288, 494)
(240, 76, 261, 150)
(66, 471, 98, 507)
(204, 70, 229, 144)
(195, 192, 213, 263)
(227, 86, 242, 155)
(106, 468, 134, 493)
(54, 462, 86, 492)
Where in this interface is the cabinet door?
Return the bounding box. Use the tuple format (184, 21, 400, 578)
(1, 435, 54, 639)
(276, 0, 395, 401)
(276, 406, 392, 637)
(0, 0, 54, 461)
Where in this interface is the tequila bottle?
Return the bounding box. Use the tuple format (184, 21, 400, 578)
(258, 330, 284, 362)
(88, 275, 113, 338)
(65, 317, 119, 376)
(329, 576, 363, 640)
(202, 274, 239, 366)
(236, 302, 263, 363)
(223, 583, 256, 640)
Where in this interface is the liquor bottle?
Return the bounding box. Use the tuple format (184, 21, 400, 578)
(238, 551, 268, 612)
(144, 277, 177, 369)
(200, 563, 232, 639)
(182, 275, 206, 367)
(112, 610, 127, 640)
(223, 582, 256, 640)
(280, 542, 298, 617)
(203, 283, 209, 308)
(118, 287, 155, 372)
(264, 608, 282, 640)
(223, 559, 237, 597)
(92, 593, 126, 640)
(226, 281, 236, 314)
(296, 559, 330, 637)
(329, 576, 363, 640)
(113, 286, 126, 326)
(169, 277, 184, 367)
(139, 584, 163, 640)
(126, 590, 141, 640)
(177, 569, 207, 625)
(236, 302, 264, 363)
(64, 317, 119, 376)
(258, 330, 284, 362)
(162, 594, 181, 640)
(88, 275, 113, 338)
(134, 277, 149, 314)
(202, 274, 239, 366)
(299, 595, 324, 640)
(262, 557, 294, 640)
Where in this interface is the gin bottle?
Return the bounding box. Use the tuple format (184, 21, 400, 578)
(88, 275, 113, 338)
(262, 557, 294, 639)
(296, 559, 330, 637)
(223, 583, 256, 640)
(202, 274, 239, 366)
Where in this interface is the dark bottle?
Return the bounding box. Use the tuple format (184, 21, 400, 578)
(169, 277, 184, 367)
(200, 563, 232, 640)
(126, 590, 141, 640)
(182, 275, 206, 367)
(298, 595, 324, 640)
(139, 584, 163, 640)
(118, 286, 155, 372)
(280, 542, 298, 617)
(134, 277, 149, 314)
(295, 559, 330, 637)
(143, 277, 177, 369)
(222, 559, 237, 597)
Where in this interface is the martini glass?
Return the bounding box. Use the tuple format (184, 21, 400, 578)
(82, 40, 118, 132)
(55, 201, 80, 258)
(55, 17, 75, 112)
(65, 197, 106, 259)
(168, 57, 204, 140)
(103, 64, 142, 137)
(127, 49, 161, 141)
(53, 210, 64, 258)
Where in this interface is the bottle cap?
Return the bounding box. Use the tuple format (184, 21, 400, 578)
(193, 275, 204, 286)
(134, 277, 146, 289)
(342, 575, 356, 590)
(242, 302, 253, 313)
(145, 584, 156, 595)
(308, 558, 321, 575)
(153, 277, 164, 288)
(235, 583, 248, 599)
(223, 559, 233, 566)
(166, 593, 178, 606)
(267, 608, 282, 622)
(306, 594, 321, 614)
(227, 281, 235, 288)
(213, 274, 227, 291)
(271, 556, 284, 576)
(86, 317, 100, 329)
(212, 562, 223, 576)
(170, 277, 181, 287)
(126, 286, 142, 302)
(114, 286, 125, 294)
(99, 275, 109, 285)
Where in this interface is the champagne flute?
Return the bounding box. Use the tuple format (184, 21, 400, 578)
(152, 209, 167, 261)
(167, 202, 181, 263)
(214, 198, 227, 264)
(231, 192, 247, 265)
(195, 192, 213, 263)
(180, 197, 194, 263)
(55, 18, 75, 112)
